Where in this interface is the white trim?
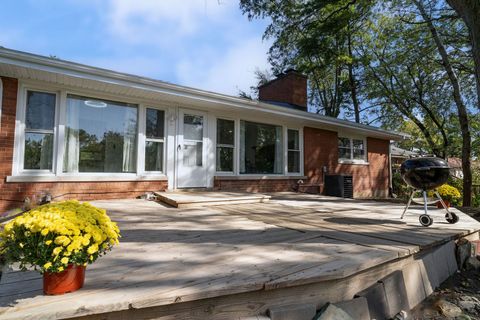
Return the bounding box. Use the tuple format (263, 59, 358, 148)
(214, 117, 236, 174)
(0, 47, 406, 140)
(286, 127, 303, 175)
(337, 135, 368, 164)
(214, 175, 307, 180)
(6, 174, 167, 182)
(14, 85, 60, 174)
(141, 105, 167, 175)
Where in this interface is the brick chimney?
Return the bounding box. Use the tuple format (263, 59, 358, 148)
(258, 69, 307, 110)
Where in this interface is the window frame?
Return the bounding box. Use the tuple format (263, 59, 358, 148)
(286, 128, 302, 174)
(13, 82, 169, 179)
(14, 85, 60, 175)
(337, 136, 368, 164)
(215, 118, 236, 174)
(141, 106, 167, 174)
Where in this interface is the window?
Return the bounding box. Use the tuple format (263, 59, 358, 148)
(145, 108, 165, 172)
(287, 129, 300, 173)
(338, 137, 351, 160)
(338, 137, 366, 161)
(24, 91, 56, 170)
(63, 95, 138, 173)
(240, 120, 283, 174)
(182, 114, 204, 167)
(216, 119, 234, 172)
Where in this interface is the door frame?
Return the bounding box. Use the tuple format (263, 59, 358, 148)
(175, 107, 209, 189)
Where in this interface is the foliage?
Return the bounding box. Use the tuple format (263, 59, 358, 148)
(0, 200, 120, 274)
(430, 184, 462, 206)
(392, 172, 410, 199)
(473, 193, 480, 208)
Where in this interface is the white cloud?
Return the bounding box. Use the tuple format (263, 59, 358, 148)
(103, 0, 236, 45)
(176, 36, 271, 95)
(76, 0, 272, 95)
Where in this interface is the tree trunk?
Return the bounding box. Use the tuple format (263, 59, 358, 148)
(446, 0, 480, 110)
(347, 33, 361, 123)
(415, 0, 472, 206)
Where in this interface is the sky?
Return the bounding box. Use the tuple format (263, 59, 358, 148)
(0, 0, 272, 96)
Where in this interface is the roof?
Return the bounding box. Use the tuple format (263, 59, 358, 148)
(447, 157, 462, 169)
(391, 146, 418, 158)
(0, 47, 406, 140)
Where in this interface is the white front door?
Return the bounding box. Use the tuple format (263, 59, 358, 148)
(177, 109, 207, 188)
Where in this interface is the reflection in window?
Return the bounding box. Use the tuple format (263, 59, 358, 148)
(24, 91, 56, 170)
(63, 95, 138, 173)
(240, 121, 283, 174)
(216, 119, 234, 172)
(183, 114, 203, 167)
(287, 129, 300, 173)
(145, 108, 165, 172)
(338, 137, 365, 161)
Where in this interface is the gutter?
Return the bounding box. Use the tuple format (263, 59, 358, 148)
(0, 47, 406, 140)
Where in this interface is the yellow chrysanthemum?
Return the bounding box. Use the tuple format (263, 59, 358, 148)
(43, 262, 52, 269)
(60, 257, 69, 265)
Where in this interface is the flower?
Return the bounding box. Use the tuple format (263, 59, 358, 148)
(0, 200, 120, 274)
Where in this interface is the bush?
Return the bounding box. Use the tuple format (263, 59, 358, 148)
(0, 200, 120, 273)
(473, 194, 480, 208)
(392, 172, 410, 199)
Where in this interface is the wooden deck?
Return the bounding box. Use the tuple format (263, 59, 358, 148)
(1, 193, 479, 320)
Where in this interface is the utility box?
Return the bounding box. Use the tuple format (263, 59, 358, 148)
(324, 175, 353, 198)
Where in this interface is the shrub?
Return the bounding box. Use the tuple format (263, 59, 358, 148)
(0, 200, 120, 273)
(392, 172, 410, 199)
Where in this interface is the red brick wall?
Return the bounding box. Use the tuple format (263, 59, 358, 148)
(258, 70, 307, 109)
(214, 178, 298, 193)
(0, 77, 167, 212)
(304, 127, 390, 198)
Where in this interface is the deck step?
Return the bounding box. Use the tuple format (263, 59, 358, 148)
(154, 191, 271, 208)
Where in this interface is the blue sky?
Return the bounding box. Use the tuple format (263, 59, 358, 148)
(0, 0, 272, 95)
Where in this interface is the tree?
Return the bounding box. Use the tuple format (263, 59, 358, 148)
(240, 0, 373, 122)
(412, 0, 473, 206)
(446, 0, 480, 110)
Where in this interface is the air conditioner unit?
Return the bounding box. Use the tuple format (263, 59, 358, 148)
(324, 175, 353, 198)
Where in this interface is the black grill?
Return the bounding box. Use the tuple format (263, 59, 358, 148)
(400, 157, 450, 190)
(399, 157, 458, 227)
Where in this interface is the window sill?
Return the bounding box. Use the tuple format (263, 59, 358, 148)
(215, 175, 307, 180)
(338, 160, 369, 165)
(6, 174, 168, 183)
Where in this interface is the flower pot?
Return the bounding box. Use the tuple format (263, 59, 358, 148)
(43, 264, 86, 295)
(437, 200, 451, 209)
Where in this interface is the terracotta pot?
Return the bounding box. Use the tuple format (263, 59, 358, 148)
(437, 200, 451, 209)
(43, 264, 86, 295)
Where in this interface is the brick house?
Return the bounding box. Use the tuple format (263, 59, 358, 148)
(0, 48, 404, 211)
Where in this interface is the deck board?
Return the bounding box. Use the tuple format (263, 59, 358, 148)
(0, 193, 479, 320)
